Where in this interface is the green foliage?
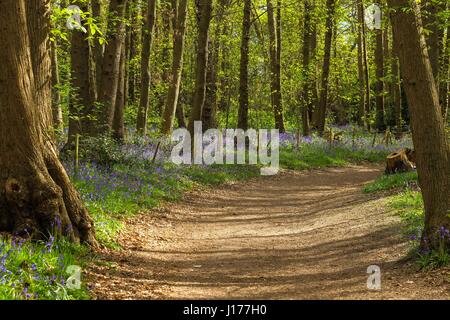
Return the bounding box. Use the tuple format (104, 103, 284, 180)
(363, 171, 418, 193)
(417, 248, 450, 271)
(388, 189, 450, 270)
(0, 237, 90, 300)
(79, 134, 125, 166)
(280, 143, 388, 171)
(389, 190, 424, 238)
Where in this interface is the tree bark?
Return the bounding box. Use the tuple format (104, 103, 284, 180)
(317, 0, 336, 135)
(440, 24, 449, 121)
(392, 53, 402, 135)
(188, 0, 213, 136)
(161, 0, 188, 134)
(389, 0, 450, 250)
(356, 1, 365, 128)
(0, 0, 96, 245)
(267, 0, 285, 132)
(68, 1, 96, 144)
(421, 0, 441, 92)
(374, 0, 385, 131)
(113, 36, 127, 142)
(237, 0, 252, 130)
(51, 40, 64, 134)
(203, 0, 229, 130)
(136, 0, 157, 135)
(91, 0, 104, 96)
(301, 0, 312, 136)
(96, 0, 128, 135)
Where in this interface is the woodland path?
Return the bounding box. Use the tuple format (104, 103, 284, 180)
(87, 165, 450, 299)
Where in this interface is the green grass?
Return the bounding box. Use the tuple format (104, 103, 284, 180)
(388, 190, 424, 237)
(280, 144, 389, 170)
(363, 171, 418, 193)
(385, 185, 449, 270)
(0, 236, 90, 300)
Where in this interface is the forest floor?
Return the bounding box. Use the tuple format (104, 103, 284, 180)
(87, 164, 450, 299)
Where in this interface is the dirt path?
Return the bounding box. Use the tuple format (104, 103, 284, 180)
(87, 165, 450, 299)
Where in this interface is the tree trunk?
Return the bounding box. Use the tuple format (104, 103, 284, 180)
(356, 1, 365, 128)
(203, 0, 228, 130)
(267, 0, 285, 132)
(301, 0, 312, 136)
(357, 0, 371, 130)
(374, 0, 385, 131)
(113, 37, 127, 142)
(421, 0, 441, 92)
(68, 1, 96, 144)
(237, 0, 251, 130)
(188, 0, 212, 134)
(317, 0, 336, 135)
(91, 0, 104, 96)
(187, 0, 213, 136)
(51, 40, 64, 134)
(136, 0, 157, 135)
(388, 0, 450, 250)
(0, 0, 96, 245)
(309, 0, 319, 126)
(96, 0, 128, 135)
(440, 25, 449, 121)
(392, 53, 402, 135)
(161, 0, 188, 134)
(276, 0, 284, 132)
(127, 1, 140, 105)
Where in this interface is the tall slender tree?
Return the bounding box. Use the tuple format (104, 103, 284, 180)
(188, 0, 213, 135)
(374, 0, 385, 131)
(137, 0, 157, 135)
(317, 0, 336, 135)
(301, 0, 312, 136)
(161, 0, 189, 134)
(266, 0, 284, 132)
(237, 0, 252, 130)
(96, 0, 128, 134)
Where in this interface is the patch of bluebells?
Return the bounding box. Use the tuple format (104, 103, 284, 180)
(0, 236, 88, 300)
(63, 161, 161, 204)
(278, 126, 413, 155)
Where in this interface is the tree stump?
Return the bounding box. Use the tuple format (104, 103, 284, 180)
(385, 148, 416, 174)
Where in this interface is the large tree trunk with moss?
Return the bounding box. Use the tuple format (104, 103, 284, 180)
(188, 0, 213, 136)
(0, 0, 97, 245)
(136, 0, 157, 135)
(161, 0, 188, 134)
(389, 0, 450, 250)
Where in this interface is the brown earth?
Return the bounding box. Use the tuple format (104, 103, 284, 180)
(87, 165, 450, 299)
